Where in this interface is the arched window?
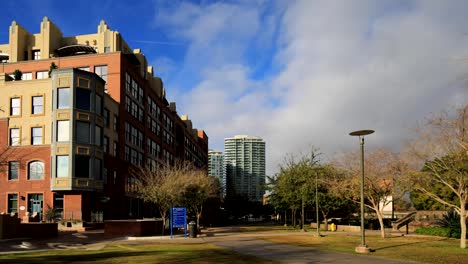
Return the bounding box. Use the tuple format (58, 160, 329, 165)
(28, 161, 44, 180)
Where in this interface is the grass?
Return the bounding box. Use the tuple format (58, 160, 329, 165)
(262, 232, 467, 264)
(0, 243, 277, 264)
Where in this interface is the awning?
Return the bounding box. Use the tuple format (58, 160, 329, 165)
(55, 45, 97, 57)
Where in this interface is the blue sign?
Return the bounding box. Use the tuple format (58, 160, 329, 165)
(170, 207, 187, 238)
(171, 207, 186, 228)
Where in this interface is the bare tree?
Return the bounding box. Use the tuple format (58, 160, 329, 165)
(131, 162, 188, 234)
(404, 105, 467, 248)
(332, 148, 408, 238)
(178, 168, 219, 228)
(132, 161, 219, 234)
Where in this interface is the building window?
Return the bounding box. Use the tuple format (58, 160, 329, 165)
(36, 71, 48, 79)
(104, 46, 110, 53)
(32, 50, 41, 60)
(103, 136, 109, 153)
(95, 65, 108, 82)
(57, 88, 70, 109)
(8, 194, 18, 213)
(8, 161, 19, 180)
(95, 126, 102, 146)
(10, 128, 20, 146)
(22, 72, 32, 80)
(113, 115, 118, 130)
(76, 121, 90, 143)
(113, 141, 118, 156)
(95, 159, 102, 180)
(28, 194, 43, 214)
(75, 155, 90, 178)
(76, 88, 91, 111)
(31, 127, 43, 145)
(10, 97, 21, 116)
(96, 95, 102, 115)
(32, 96, 43, 114)
(28, 161, 44, 180)
(103, 108, 110, 126)
(57, 121, 69, 141)
(56, 156, 69, 178)
(53, 193, 64, 219)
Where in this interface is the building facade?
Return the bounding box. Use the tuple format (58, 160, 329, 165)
(208, 150, 225, 197)
(224, 135, 265, 201)
(0, 18, 208, 221)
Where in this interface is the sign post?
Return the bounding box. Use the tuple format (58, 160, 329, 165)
(170, 207, 187, 239)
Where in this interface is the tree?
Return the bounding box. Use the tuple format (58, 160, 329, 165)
(13, 69, 22, 80)
(405, 105, 467, 248)
(178, 168, 219, 228)
(133, 161, 219, 234)
(317, 165, 356, 230)
(332, 148, 408, 238)
(131, 162, 187, 234)
(272, 150, 320, 229)
(48, 62, 57, 78)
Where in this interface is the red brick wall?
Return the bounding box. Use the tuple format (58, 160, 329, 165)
(0, 118, 52, 219)
(63, 193, 82, 220)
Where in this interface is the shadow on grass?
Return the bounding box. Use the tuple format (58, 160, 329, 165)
(0, 246, 271, 264)
(372, 237, 449, 251)
(0, 251, 151, 264)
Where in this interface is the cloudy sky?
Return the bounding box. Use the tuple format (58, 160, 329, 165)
(2, 0, 467, 176)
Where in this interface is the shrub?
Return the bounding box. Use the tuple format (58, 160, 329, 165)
(414, 227, 452, 237)
(436, 210, 461, 238)
(13, 69, 22, 80)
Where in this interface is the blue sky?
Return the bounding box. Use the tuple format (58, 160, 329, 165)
(2, 0, 467, 175)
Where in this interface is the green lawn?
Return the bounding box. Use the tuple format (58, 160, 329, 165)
(262, 232, 467, 264)
(0, 243, 277, 264)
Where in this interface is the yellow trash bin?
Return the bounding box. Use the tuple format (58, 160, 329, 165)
(330, 223, 336, 232)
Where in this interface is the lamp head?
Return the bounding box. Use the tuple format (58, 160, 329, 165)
(349, 130, 374, 136)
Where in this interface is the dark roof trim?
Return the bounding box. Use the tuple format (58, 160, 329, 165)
(0, 53, 9, 61)
(55, 44, 97, 57)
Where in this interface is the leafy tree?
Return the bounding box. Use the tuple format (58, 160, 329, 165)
(405, 105, 467, 248)
(316, 165, 356, 230)
(178, 169, 220, 228)
(410, 185, 457, 210)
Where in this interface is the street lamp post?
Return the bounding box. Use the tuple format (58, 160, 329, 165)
(349, 129, 374, 254)
(316, 171, 320, 236)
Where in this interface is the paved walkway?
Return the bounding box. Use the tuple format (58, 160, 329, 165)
(208, 235, 414, 264)
(0, 227, 419, 263)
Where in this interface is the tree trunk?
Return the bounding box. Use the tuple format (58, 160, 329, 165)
(375, 207, 386, 238)
(196, 204, 203, 229)
(460, 204, 466, 249)
(321, 211, 328, 231)
(291, 209, 295, 227)
(301, 197, 305, 230)
(284, 210, 287, 226)
(160, 211, 166, 235)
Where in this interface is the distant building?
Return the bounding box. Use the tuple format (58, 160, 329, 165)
(208, 150, 225, 197)
(224, 135, 265, 201)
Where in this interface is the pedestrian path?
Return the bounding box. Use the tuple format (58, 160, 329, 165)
(208, 236, 416, 264)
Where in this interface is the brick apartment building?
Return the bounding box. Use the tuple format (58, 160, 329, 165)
(0, 17, 208, 222)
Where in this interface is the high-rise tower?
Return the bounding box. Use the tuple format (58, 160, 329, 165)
(208, 150, 225, 197)
(224, 135, 265, 201)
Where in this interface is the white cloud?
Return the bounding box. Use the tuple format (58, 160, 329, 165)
(154, 0, 468, 176)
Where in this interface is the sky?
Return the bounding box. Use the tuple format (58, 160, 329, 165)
(2, 0, 467, 176)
